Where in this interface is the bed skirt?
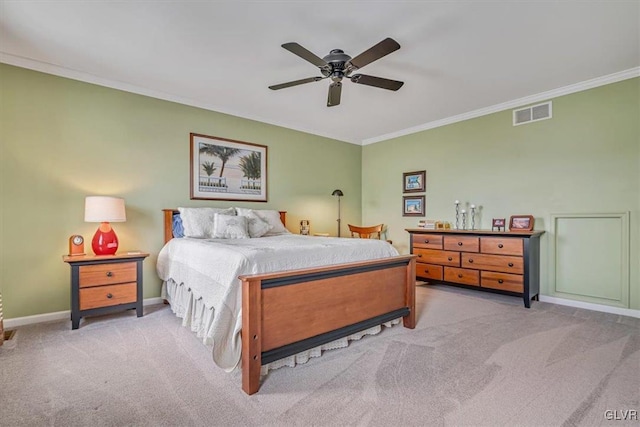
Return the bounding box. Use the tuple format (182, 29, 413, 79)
(162, 279, 400, 375)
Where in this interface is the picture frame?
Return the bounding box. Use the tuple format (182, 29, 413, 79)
(402, 170, 426, 193)
(492, 218, 506, 232)
(509, 215, 534, 231)
(403, 195, 425, 217)
(190, 133, 267, 202)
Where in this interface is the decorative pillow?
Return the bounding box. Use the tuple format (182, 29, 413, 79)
(242, 210, 273, 238)
(211, 213, 249, 239)
(172, 213, 184, 238)
(178, 207, 235, 238)
(235, 208, 290, 236)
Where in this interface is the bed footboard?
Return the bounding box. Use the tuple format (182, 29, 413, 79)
(240, 254, 416, 395)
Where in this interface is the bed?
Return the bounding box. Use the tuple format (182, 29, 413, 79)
(158, 208, 416, 394)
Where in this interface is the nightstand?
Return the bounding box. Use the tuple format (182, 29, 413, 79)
(63, 252, 149, 329)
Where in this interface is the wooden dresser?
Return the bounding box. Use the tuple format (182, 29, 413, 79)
(406, 229, 544, 307)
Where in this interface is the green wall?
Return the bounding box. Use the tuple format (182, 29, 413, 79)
(0, 64, 362, 319)
(2, 63, 638, 318)
(362, 78, 640, 309)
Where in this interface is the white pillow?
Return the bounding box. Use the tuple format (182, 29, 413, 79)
(211, 214, 249, 239)
(242, 210, 272, 238)
(178, 207, 235, 238)
(236, 208, 290, 236)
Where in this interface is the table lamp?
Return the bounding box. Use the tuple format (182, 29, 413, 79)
(84, 196, 126, 255)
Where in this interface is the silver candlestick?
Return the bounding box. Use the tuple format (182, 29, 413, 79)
(470, 204, 476, 230)
(455, 200, 460, 229)
(461, 209, 467, 230)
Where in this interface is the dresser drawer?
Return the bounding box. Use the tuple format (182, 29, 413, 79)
(79, 283, 137, 310)
(414, 248, 460, 267)
(481, 271, 524, 293)
(412, 234, 443, 249)
(480, 237, 523, 256)
(416, 263, 443, 281)
(444, 267, 479, 286)
(461, 253, 523, 274)
(444, 236, 479, 253)
(79, 262, 137, 288)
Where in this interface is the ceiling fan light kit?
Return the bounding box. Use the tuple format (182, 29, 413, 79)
(269, 37, 404, 107)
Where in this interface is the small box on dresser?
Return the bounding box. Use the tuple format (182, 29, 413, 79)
(63, 252, 149, 329)
(407, 229, 544, 307)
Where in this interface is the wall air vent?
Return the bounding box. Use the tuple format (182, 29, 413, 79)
(513, 101, 552, 126)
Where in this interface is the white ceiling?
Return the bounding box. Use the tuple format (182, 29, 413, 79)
(1, 1, 638, 144)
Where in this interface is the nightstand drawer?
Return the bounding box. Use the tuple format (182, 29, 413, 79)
(80, 283, 137, 310)
(79, 262, 136, 287)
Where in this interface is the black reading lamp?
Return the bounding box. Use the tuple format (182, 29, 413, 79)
(331, 189, 344, 237)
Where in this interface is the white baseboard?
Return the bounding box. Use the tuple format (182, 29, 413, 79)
(5, 295, 638, 328)
(538, 295, 640, 319)
(3, 297, 165, 329)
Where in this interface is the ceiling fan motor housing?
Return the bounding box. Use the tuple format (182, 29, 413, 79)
(324, 49, 352, 82)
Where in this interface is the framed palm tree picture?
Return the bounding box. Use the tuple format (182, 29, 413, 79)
(190, 133, 267, 202)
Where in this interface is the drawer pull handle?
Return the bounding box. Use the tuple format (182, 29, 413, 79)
(508, 263, 514, 267)
(448, 257, 453, 261)
(417, 254, 422, 258)
(498, 279, 504, 284)
(425, 270, 429, 273)
(106, 272, 113, 277)
(106, 293, 113, 299)
(424, 239, 429, 243)
(498, 244, 504, 248)
(458, 242, 463, 246)
(468, 259, 474, 263)
(458, 274, 463, 278)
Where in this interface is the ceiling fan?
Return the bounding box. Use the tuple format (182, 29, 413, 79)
(269, 37, 404, 107)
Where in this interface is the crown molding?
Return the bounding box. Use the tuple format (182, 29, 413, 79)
(362, 67, 640, 145)
(0, 52, 360, 145)
(2, 52, 636, 147)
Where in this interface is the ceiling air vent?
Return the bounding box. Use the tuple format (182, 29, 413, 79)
(513, 101, 552, 126)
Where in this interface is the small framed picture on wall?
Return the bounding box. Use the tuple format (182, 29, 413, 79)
(403, 195, 425, 217)
(402, 170, 426, 193)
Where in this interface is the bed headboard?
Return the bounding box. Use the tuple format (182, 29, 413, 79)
(162, 209, 287, 244)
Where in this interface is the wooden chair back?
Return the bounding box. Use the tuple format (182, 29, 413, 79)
(348, 224, 384, 240)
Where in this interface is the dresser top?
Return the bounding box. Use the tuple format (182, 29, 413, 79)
(405, 228, 545, 237)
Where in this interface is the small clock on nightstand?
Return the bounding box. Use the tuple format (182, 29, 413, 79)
(68, 235, 85, 256)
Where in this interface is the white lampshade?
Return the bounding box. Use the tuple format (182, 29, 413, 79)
(84, 196, 126, 223)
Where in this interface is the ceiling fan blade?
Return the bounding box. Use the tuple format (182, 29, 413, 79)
(327, 82, 342, 107)
(281, 42, 328, 68)
(348, 38, 401, 70)
(350, 74, 404, 91)
(269, 76, 324, 90)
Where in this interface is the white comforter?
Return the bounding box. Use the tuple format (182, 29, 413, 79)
(156, 234, 399, 370)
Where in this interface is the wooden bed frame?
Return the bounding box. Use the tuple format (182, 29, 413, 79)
(162, 209, 416, 395)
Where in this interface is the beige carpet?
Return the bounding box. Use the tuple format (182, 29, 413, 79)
(1, 285, 638, 426)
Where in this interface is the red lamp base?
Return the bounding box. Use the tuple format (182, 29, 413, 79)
(92, 222, 119, 255)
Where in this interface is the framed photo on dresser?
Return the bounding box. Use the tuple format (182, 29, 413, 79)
(509, 215, 534, 231)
